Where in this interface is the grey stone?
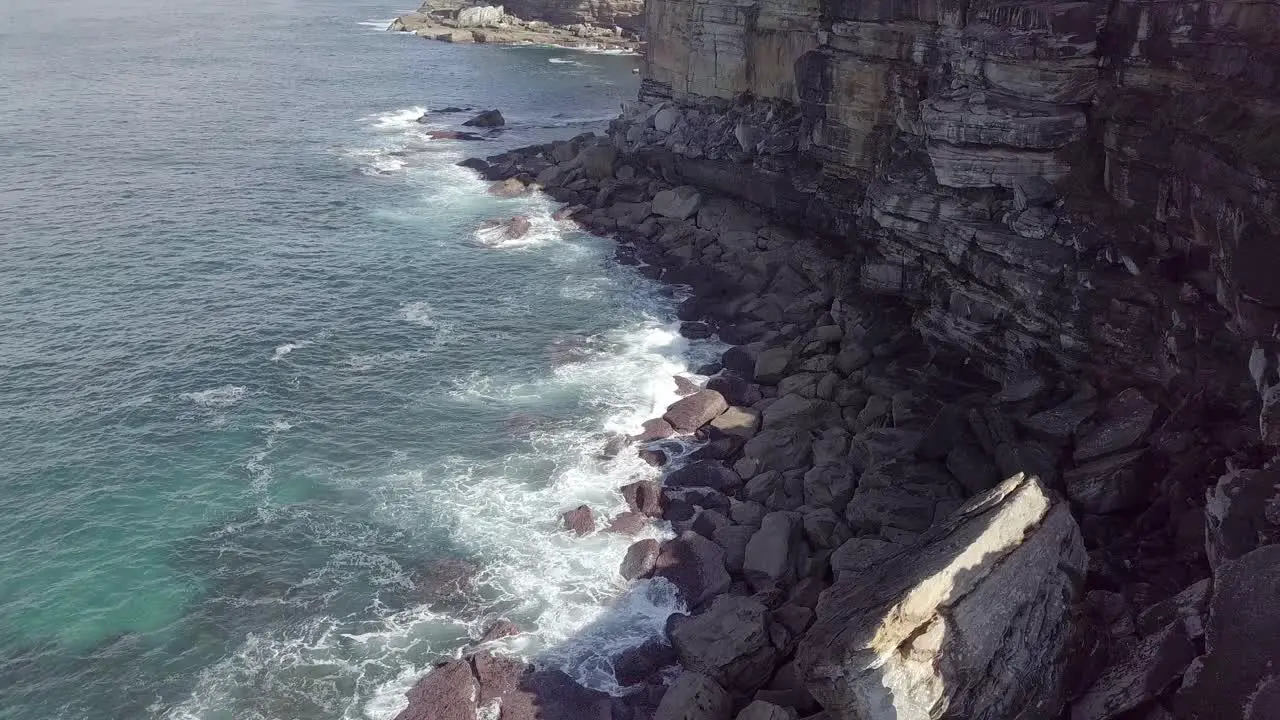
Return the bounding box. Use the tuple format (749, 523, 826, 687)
(1070, 622, 1196, 720)
(714, 523, 756, 574)
(735, 700, 796, 720)
(829, 537, 903, 581)
(672, 595, 778, 692)
(1012, 207, 1058, 239)
(653, 186, 703, 220)
(743, 430, 813, 472)
(1014, 175, 1059, 210)
(667, 460, 743, 493)
(834, 344, 871, 375)
(655, 671, 732, 720)
(755, 347, 793, 384)
(946, 443, 1000, 495)
(462, 108, 504, 127)
(620, 539, 660, 580)
(744, 511, 805, 591)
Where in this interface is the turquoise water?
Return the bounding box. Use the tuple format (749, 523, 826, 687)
(0, 2, 703, 717)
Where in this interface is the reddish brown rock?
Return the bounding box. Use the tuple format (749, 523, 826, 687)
(393, 660, 477, 720)
(562, 505, 595, 535)
(621, 539, 661, 580)
(664, 390, 730, 433)
(607, 511, 649, 535)
(621, 479, 664, 517)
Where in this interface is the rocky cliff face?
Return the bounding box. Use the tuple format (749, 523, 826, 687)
(414, 0, 646, 31)
(626, 0, 1279, 397)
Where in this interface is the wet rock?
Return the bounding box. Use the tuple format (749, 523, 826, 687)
(1074, 389, 1158, 463)
(681, 321, 714, 339)
(664, 390, 730, 433)
(620, 539, 660, 580)
(674, 375, 702, 396)
(415, 557, 479, 605)
(1175, 545, 1280, 719)
(798, 475, 1086, 720)
(639, 447, 668, 466)
(744, 511, 805, 591)
(479, 619, 520, 643)
(666, 460, 743, 493)
(393, 659, 476, 720)
(622, 479, 664, 517)
(671, 595, 778, 692)
(654, 531, 732, 608)
(607, 511, 649, 535)
(653, 186, 703, 220)
(488, 177, 528, 197)
(1204, 464, 1280, 570)
(614, 640, 678, 686)
(427, 130, 486, 141)
(562, 505, 595, 535)
(1064, 449, 1147, 514)
(706, 374, 762, 407)
(600, 432, 632, 459)
(632, 418, 677, 443)
(655, 671, 732, 720)
(462, 109, 504, 127)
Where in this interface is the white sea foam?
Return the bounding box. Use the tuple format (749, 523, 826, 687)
(397, 300, 436, 327)
(369, 106, 427, 131)
(359, 19, 396, 30)
(548, 57, 582, 65)
(181, 384, 249, 408)
(271, 341, 309, 361)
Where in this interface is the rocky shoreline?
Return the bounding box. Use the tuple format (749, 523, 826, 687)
(388, 105, 1280, 720)
(389, 3, 641, 52)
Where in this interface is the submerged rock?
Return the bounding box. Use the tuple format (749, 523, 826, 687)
(462, 109, 505, 127)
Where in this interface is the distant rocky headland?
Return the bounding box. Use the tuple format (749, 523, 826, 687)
(389, 0, 642, 51)
(390, 0, 1280, 719)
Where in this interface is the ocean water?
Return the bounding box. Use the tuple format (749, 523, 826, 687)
(0, 2, 710, 717)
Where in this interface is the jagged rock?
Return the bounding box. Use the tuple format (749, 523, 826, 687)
(1136, 579, 1210, 637)
(1070, 622, 1197, 720)
(462, 109, 504, 127)
(671, 595, 778, 692)
(1175, 545, 1280, 719)
(562, 505, 595, 535)
(576, 144, 618, 180)
(1020, 397, 1099, 443)
(1074, 389, 1158, 463)
(798, 475, 1086, 720)
(655, 531, 731, 608)
(1204, 464, 1280, 570)
(1012, 206, 1059, 239)
(845, 459, 963, 536)
(1064, 449, 1148, 515)
(743, 511, 805, 591)
(607, 511, 648, 535)
(802, 507, 852, 550)
(614, 640, 677, 686)
(479, 619, 521, 643)
(664, 390, 730, 433)
(653, 186, 703, 220)
(655, 671, 732, 720)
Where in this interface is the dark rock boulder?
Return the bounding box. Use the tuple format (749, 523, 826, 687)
(743, 511, 806, 591)
(1073, 388, 1158, 463)
(498, 668, 611, 720)
(1204, 464, 1280, 570)
(1064, 449, 1148, 514)
(671, 595, 778, 692)
(632, 418, 678, 443)
(462, 109, 505, 127)
(478, 619, 520, 643)
(614, 640, 678, 686)
(654, 671, 733, 720)
(666, 460, 743, 493)
(654, 531, 731, 608)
